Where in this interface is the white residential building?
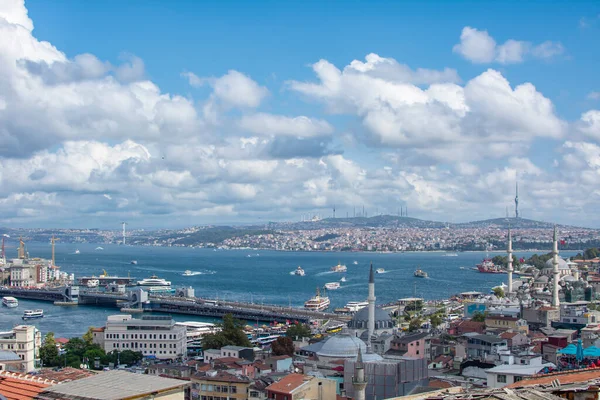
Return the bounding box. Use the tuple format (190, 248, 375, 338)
(94, 315, 187, 360)
(0, 325, 41, 373)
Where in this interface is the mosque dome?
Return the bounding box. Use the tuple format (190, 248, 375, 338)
(348, 307, 394, 330)
(544, 257, 570, 270)
(317, 331, 366, 358)
(535, 275, 549, 284)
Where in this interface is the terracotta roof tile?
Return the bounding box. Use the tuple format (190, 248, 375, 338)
(507, 367, 600, 388)
(266, 373, 311, 394)
(429, 379, 453, 389)
(0, 375, 50, 400)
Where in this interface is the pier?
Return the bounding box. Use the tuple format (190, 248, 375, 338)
(0, 287, 349, 323)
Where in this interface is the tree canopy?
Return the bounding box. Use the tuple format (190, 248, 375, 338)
(471, 311, 487, 322)
(271, 337, 295, 356)
(201, 314, 251, 350)
(492, 287, 505, 298)
(285, 323, 312, 339)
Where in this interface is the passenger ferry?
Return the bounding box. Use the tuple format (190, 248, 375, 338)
(414, 269, 428, 278)
(345, 300, 368, 312)
(294, 266, 305, 276)
(2, 297, 18, 308)
(137, 275, 171, 287)
(324, 282, 340, 290)
(22, 309, 43, 320)
(330, 262, 347, 273)
(304, 288, 330, 311)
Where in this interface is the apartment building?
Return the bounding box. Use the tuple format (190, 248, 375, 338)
(0, 325, 41, 373)
(94, 315, 186, 360)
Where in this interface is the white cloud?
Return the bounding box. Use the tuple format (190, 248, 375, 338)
(184, 70, 269, 109)
(579, 110, 600, 140)
(238, 113, 333, 138)
(453, 26, 564, 64)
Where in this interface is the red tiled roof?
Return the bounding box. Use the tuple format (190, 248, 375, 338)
(0, 375, 50, 400)
(54, 338, 69, 344)
(500, 332, 519, 339)
(266, 373, 310, 394)
(34, 367, 96, 383)
(429, 379, 454, 389)
(507, 367, 600, 388)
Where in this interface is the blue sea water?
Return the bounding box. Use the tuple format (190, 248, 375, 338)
(0, 243, 576, 338)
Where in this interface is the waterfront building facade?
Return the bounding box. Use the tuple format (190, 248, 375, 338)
(94, 315, 186, 360)
(0, 325, 41, 373)
(191, 370, 250, 400)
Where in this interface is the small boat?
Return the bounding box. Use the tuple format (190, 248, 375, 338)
(74, 249, 80, 254)
(353, 261, 358, 265)
(414, 269, 428, 278)
(294, 266, 305, 276)
(331, 262, 347, 273)
(95, 247, 104, 251)
(86, 279, 100, 288)
(459, 266, 467, 270)
(304, 288, 330, 311)
(325, 282, 341, 290)
(376, 268, 385, 274)
(182, 270, 194, 276)
(2, 296, 18, 308)
(340, 277, 347, 282)
(22, 309, 44, 320)
(444, 252, 459, 257)
(130, 260, 138, 265)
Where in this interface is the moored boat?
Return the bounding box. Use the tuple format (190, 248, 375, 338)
(2, 296, 18, 308)
(86, 278, 100, 288)
(477, 259, 504, 274)
(414, 269, 428, 278)
(22, 309, 43, 320)
(304, 288, 330, 311)
(137, 275, 171, 287)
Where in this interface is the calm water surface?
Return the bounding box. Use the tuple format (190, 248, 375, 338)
(0, 243, 576, 337)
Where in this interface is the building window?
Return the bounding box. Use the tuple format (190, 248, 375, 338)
(514, 376, 523, 382)
(497, 375, 507, 383)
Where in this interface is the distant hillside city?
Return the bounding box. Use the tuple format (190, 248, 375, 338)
(2, 216, 600, 252)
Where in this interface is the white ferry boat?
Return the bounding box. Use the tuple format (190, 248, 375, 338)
(294, 266, 305, 276)
(414, 269, 428, 278)
(345, 300, 368, 312)
(2, 296, 18, 308)
(304, 288, 330, 311)
(182, 270, 193, 276)
(22, 309, 43, 320)
(330, 262, 347, 273)
(137, 275, 171, 287)
(324, 282, 340, 290)
(86, 278, 100, 288)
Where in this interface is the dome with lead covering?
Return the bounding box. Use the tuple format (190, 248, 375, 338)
(544, 257, 570, 270)
(317, 331, 366, 358)
(347, 307, 394, 330)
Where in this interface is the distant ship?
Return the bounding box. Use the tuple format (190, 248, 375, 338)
(331, 262, 347, 273)
(444, 252, 459, 257)
(294, 266, 305, 276)
(414, 269, 428, 278)
(376, 268, 385, 274)
(182, 270, 193, 276)
(477, 259, 504, 274)
(353, 261, 358, 265)
(324, 282, 340, 290)
(74, 249, 80, 254)
(304, 288, 330, 311)
(130, 260, 138, 265)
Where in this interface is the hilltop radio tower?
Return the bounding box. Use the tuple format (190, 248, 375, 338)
(121, 222, 127, 245)
(514, 181, 519, 219)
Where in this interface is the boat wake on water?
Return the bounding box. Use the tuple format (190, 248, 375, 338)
(183, 270, 216, 276)
(315, 271, 335, 276)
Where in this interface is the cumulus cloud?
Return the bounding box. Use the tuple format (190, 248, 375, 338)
(183, 70, 269, 108)
(453, 26, 565, 64)
(238, 113, 333, 138)
(288, 57, 564, 161)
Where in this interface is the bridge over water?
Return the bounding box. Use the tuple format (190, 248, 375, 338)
(0, 287, 349, 323)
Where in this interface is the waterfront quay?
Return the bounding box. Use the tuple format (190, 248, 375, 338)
(0, 287, 348, 323)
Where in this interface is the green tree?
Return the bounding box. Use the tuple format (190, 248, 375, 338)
(471, 311, 487, 323)
(271, 337, 295, 356)
(492, 287, 505, 298)
(526, 253, 553, 269)
(405, 300, 424, 312)
(39, 332, 59, 367)
(202, 314, 251, 350)
(285, 323, 312, 340)
(83, 327, 94, 346)
(584, 248, 599, 260)
(408, 318, 422, 332)
(430, 314, 443, 329)
(64, 337, 87, 358)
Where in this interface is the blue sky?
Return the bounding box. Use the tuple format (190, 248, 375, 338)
(0, 0, 599, 228)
